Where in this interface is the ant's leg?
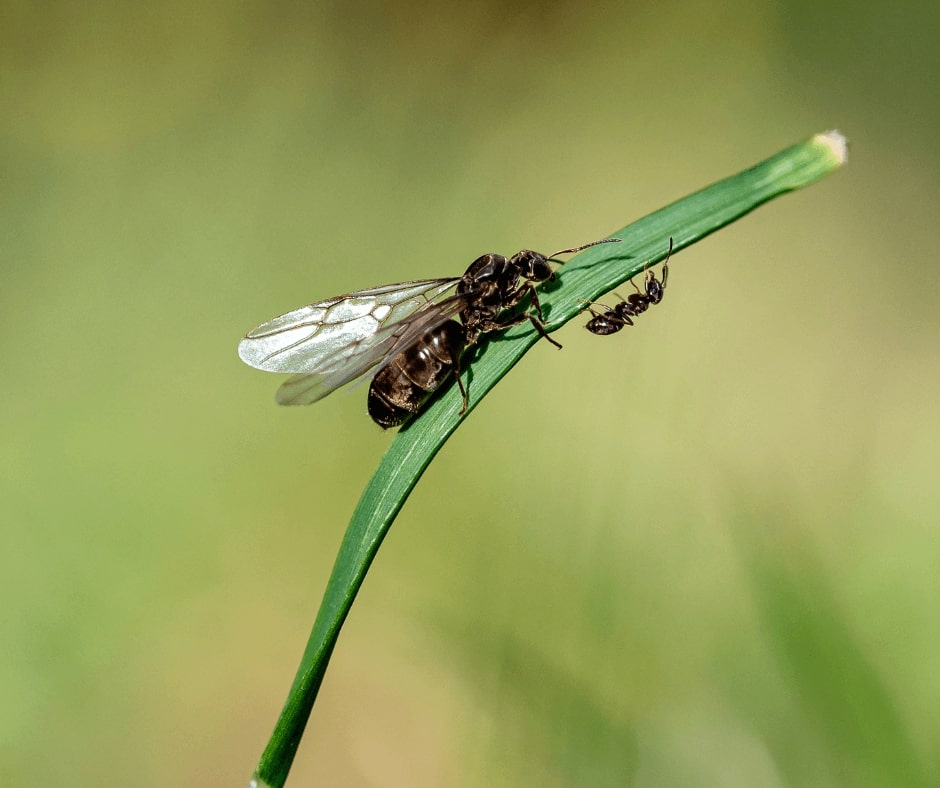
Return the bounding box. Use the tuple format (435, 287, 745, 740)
(515, 284, 562, 347)
(527, 285, 546, 323)
(578, 298, 614, 318)
(525, 312, 562, 348)
(451, 348, 469, 416)
(488, 283, 562, 347)
(616, 313, 634, 328)
(486, 310, 563, 349)
(502, 282, 544, 321)
(660, 237, 673, 288)
(601, 313, 634, 330)
(499, 281, 533, 311)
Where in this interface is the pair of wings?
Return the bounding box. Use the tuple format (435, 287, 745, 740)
(237, 278, 470, 405)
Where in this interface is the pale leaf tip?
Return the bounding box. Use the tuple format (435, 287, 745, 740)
(814, 130, 848, 166)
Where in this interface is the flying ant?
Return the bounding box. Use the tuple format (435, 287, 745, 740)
(238, 237, 620, 427)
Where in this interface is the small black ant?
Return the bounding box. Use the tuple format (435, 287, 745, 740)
(581, 237, 673, 335)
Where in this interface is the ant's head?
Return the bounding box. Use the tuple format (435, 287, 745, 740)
(645, 237, 673, 303)
(644, 273, 664, 304)
(509, 250, 554, 282)
(511, 237, 622, 283)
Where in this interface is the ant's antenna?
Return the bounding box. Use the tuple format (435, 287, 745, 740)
(547, 237, 620, 263)
(662, 236, 674, 264)
(639, 236, 674, 278)
(660, 237, 674, 285)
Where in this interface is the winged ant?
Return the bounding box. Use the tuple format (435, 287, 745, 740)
(238, 237, 620, 427)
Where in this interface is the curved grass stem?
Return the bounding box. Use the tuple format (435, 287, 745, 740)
(251, 130, 847, 788)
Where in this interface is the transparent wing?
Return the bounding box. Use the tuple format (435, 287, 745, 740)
(237, 278, 463, 406)
(273, 291, 473, 406)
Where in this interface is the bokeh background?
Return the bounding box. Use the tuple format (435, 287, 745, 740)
(3, 1, 939, 786)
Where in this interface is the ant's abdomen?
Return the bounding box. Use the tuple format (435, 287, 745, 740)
(367, 320, 466, 428)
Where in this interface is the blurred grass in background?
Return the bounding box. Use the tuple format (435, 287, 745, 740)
(2, 1, 938, 786)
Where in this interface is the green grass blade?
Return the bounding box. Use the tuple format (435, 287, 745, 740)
(251, 130, 847, 788)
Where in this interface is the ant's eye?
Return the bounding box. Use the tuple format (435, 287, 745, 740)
(536, 261, 553, 280)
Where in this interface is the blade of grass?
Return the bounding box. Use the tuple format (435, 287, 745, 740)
(251, 130, 848, 788)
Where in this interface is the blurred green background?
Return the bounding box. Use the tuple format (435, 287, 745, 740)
(3, 1, 939, 786)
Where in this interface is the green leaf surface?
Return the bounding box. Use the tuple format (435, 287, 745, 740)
(251, 130, 847, 788)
